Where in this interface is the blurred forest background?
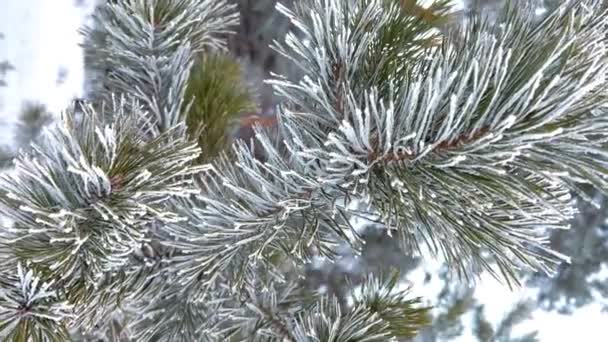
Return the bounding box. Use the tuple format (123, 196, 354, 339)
(0, 0, 606, 340)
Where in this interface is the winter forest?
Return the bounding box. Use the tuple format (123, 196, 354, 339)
(0, 0, 608, 341)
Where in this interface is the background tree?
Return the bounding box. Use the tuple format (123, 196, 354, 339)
(0, 32, 12, 166)
(0, 33, 12, 89)
(0, 103, 53, 169)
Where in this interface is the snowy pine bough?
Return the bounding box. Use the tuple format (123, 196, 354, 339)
(0, 0, 607, 340)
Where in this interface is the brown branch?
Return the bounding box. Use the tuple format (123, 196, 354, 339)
(258, 304, 296, 342)
(368, 126, 491, 163)
(235, 113, 279, 161)
(110, 174, 124, 193)
(435, 126, 490, 151)
(331, 61, 346, 119)
(239, 114, 278, 129)
(400, 0, 442, 23)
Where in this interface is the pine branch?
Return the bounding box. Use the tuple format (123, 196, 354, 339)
(225, 271, 430, 341)
(291, 295, 394, 342)
(267, 0, 608, 286)
(164, 0, 458, 297)
(0, 99, 202, 333)
(368, 126, 491, 162)
(236, 278, 306, 341)
(399, 0, 453, 27)
(161, 140, 348, 295)
(127, 292, 227, 341)
(184, 53, 256, 162)
(0, 264, 74, 341)
(82, 0, 239, 135)
(271, 0, 451, 123)
(3, 0, 608, 340)
(352, 271, 431, 340)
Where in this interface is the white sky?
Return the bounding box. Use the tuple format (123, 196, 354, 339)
(0, 0, 607, 341)
(0, 0, 94, 145)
